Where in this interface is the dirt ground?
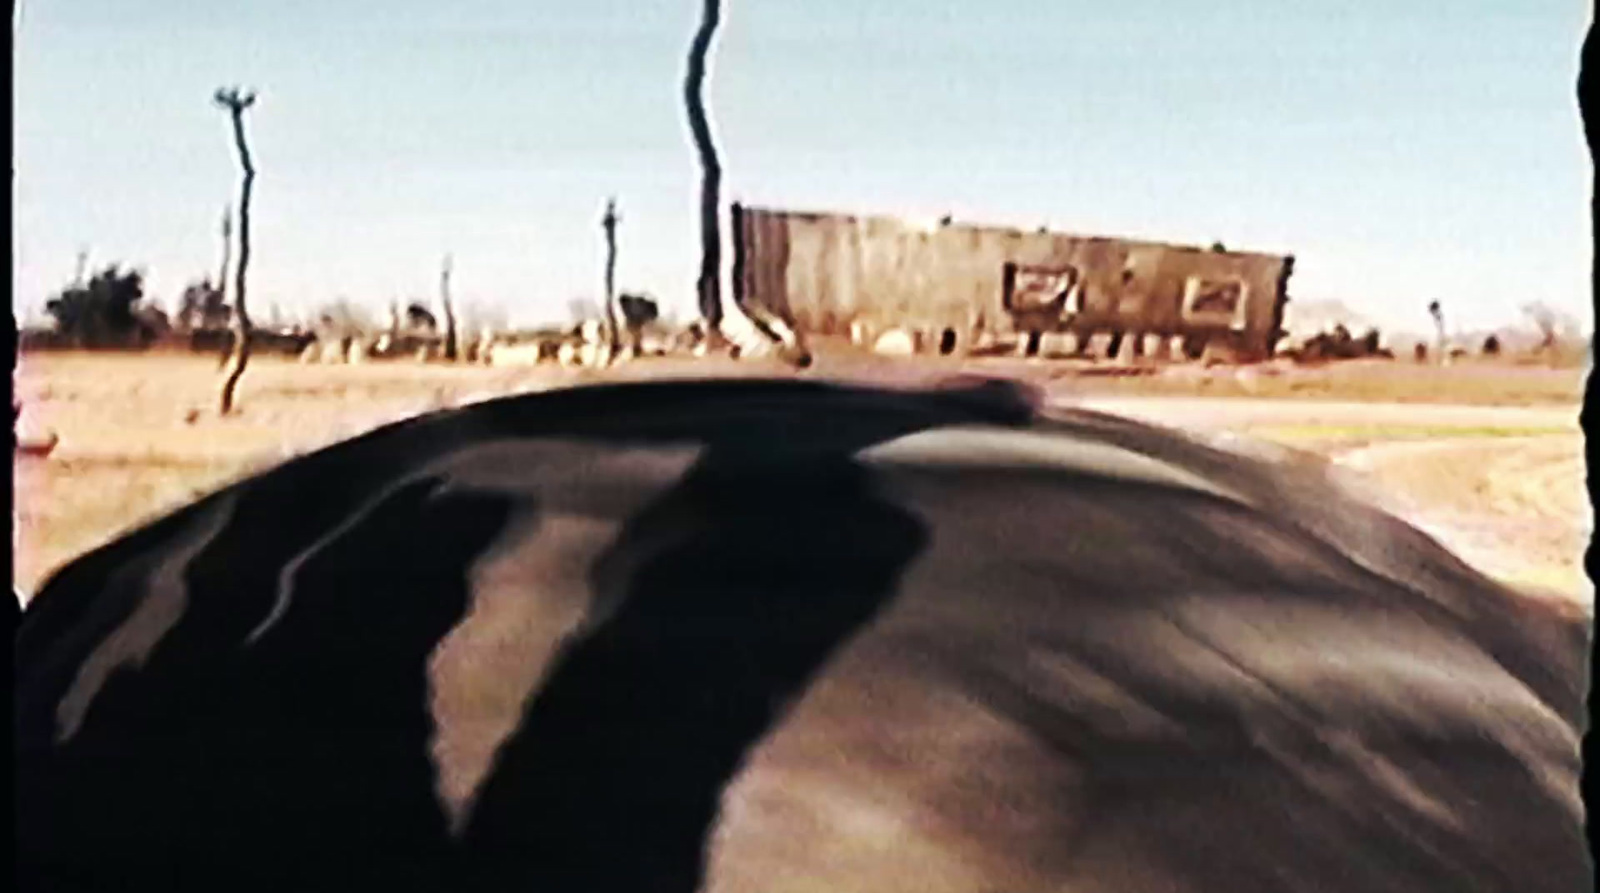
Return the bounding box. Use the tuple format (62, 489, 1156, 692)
(12, 350, 1592, 607)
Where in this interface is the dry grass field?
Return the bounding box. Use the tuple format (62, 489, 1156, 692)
(12, 350, 1591, 606)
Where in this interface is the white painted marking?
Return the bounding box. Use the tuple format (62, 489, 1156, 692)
(857, 426, 1246, 504)
(425, 441, 704, 830)
(55, 495, 237, 743)
(247, 474, 445, 645)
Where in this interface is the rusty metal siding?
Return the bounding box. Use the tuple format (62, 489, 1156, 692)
(733, 205, 1291, 359)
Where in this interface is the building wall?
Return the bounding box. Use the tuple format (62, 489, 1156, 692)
(733, 205, 1294, 358)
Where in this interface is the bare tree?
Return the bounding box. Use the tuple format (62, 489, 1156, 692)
(314, 298, 376, 336)
(214, 87, 257, 415)
(1426, 300, 1445, 363)
(1521, 302, 1573, 353)
(601, 197, 622, 363)
(684, 0, 725, 345)
(441, 254, 458, 361)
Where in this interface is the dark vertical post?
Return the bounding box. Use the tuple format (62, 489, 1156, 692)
(684, 0, 725, 341)
(441, 254, 458, 361)
(214, 87, 256, 416)
(602, 198, 622, 363)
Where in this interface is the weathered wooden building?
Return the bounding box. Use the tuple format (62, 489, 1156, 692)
(731, 205, 1294, 360)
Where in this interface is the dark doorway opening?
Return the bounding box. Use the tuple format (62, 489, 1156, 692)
(938, 328, 959, 356)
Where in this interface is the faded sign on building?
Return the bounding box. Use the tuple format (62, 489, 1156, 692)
(731, 204, 1294, 361)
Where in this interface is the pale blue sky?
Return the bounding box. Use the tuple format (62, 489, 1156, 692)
(12, 1, 1593, 333)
